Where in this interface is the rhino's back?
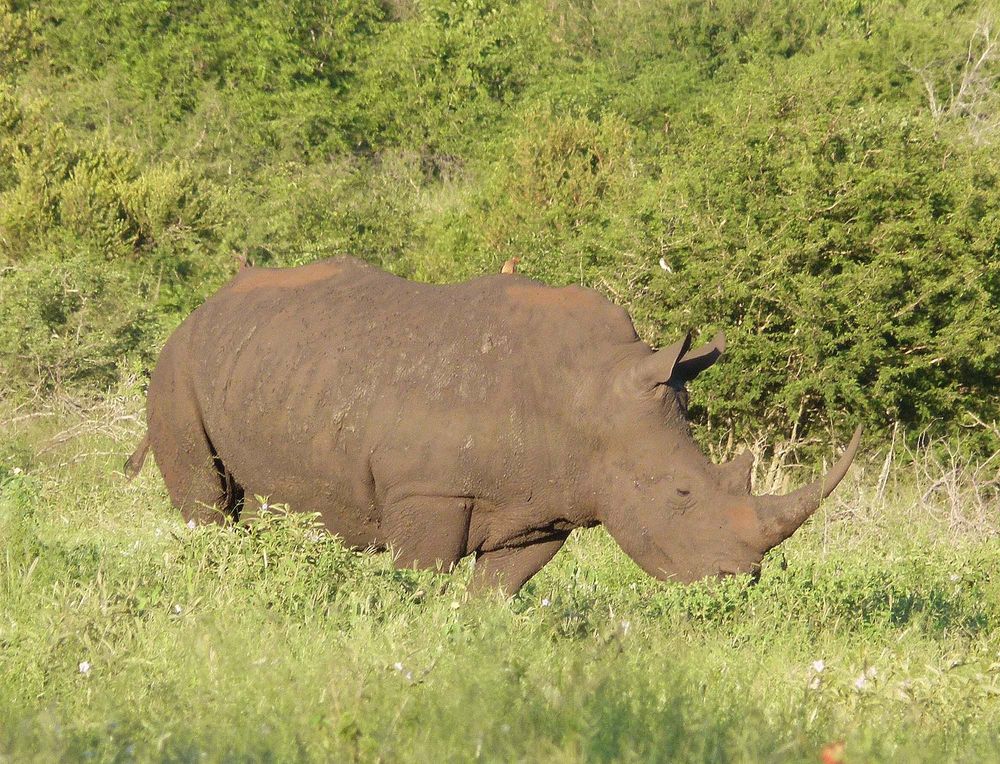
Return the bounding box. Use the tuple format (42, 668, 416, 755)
(185, 256, 638, 410)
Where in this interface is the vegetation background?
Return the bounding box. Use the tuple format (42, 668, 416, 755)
(0, 0, 998, 760)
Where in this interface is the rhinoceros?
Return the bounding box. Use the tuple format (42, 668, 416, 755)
(126, 256, 861, 593)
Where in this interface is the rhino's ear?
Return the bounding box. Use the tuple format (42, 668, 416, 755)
(633, 332, 692, 390)
(674, 330, 726, 383)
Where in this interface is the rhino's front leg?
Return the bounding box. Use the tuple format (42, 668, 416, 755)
(471, 535, 569, 596)
(381, 496, 473, 572)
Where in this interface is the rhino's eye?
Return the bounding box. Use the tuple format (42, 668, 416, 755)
(669, 487, 694, 511)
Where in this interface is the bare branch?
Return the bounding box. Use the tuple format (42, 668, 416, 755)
(909, 17, 1000, 143)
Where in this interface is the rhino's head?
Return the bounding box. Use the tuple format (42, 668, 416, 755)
(595, 331, 862, 583)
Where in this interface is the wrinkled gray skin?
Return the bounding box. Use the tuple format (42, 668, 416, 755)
(127, 257, 861, 594)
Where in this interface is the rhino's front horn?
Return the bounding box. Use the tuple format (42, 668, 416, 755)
(754, 426, 863, 548)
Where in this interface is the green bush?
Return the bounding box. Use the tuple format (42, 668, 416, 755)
(0, 83, 226, 392)
(0, 0, 997, 452)
(416, 105, 643, 283)
(0, 2, 39, 79)
(642, 56, 1000, 449)
(349, 0, 554, 153)
(0, 253, 158, 390)
(219, 155, 423, 275)
(34, 0, 383, 161)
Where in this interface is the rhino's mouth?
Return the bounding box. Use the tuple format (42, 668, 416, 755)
(713, 560, 762, 583)
(647, 537, 680, 581)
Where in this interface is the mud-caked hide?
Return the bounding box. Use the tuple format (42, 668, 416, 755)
(128, 257, 861, 593)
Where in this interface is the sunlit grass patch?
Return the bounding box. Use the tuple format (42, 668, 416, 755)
(0, 397, 998, 760)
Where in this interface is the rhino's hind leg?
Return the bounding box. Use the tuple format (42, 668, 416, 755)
(154, 423, 244, 525)
(472, 535, 569, 596)
(148, 385, 243, 526)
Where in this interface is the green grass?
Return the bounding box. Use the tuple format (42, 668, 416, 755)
(1, 391, 999, 762)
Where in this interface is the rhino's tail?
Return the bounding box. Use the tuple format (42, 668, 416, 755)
(124, 433, 150, 480)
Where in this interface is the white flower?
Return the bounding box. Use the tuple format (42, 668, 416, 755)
(172, 604, 183, 615)
(260, 502, 269, 512)
(541, 598, 551, 607)
(393, 662, 404, 672)
(950, 573, 961, 582)
(11, 467, 22, 475)
(659, 257, 672, 272)
(78, 661, 91, 675)
(186, 519, 196, 529)
(811, 659, 826, 673)
(853, 674, 868, 691)
(620, 620, 631, 636)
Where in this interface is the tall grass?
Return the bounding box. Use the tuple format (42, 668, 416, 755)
(1, 389, 998, 761)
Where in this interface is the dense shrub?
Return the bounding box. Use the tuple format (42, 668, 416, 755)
(219, 155, 424, 275)
(0, 252, 166, 390)
(0, 0, 997, 451)
(33, 0, 383, 161)
(416, 106, 643, 283)
(642, 57, 1000, 449)
(348, 0, 554, 153)
(0, 43, 227, 391)
(0, 2, 39, 78)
